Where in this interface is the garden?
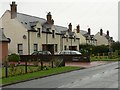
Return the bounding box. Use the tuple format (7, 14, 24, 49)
(1, 53, 81, 86)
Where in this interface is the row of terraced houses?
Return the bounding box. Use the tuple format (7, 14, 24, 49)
(0, 2, 114, 61)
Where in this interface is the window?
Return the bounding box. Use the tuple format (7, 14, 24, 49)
(55, 44, 57, 52)
(37, 28, 41, 37)
(33, 44, 38, 52)
(64, 45, 67, 50)
(88, 40, 90, 43)
(52, 30, 55, 38)
(66, 35, 68, 42)
(25, 22, 27, 25)
(18, 44, 23, 55)
(74, 36, 76, 42)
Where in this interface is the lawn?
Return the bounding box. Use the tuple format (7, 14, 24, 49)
(1, 66, 81, 86)
(2, 65, 40, 78)
(90, 56, 120, 61)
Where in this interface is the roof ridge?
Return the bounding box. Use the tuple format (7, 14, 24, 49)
(55, 25, 67, 28)
(7, 10, 46, 21)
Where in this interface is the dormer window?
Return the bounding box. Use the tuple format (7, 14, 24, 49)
(74, 36, 76, 42)
(37, 28, 41, 37)
(66, 35, 68, 42)
(25, 22, 27, 25)
(52, 30, 55, 38)
(31, 26, 34, 29)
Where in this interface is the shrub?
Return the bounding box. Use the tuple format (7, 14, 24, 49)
(8, 53, 20, 62)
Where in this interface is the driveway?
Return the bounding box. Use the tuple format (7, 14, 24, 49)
(65, 61, 112, 68)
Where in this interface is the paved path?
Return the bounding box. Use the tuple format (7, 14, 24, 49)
(65, 61, 112, 68)
(3, 61, 119, 88)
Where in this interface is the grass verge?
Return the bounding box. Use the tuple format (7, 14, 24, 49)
(1, 66, 81, 86)
(90, 57, 120, 61)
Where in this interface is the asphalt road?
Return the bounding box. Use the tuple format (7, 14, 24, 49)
(3, 62, 119, 88)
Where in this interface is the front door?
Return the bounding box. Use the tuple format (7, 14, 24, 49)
(42, 44, 54, 54)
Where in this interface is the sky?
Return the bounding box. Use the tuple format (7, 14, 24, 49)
(0, 0, 119, 41)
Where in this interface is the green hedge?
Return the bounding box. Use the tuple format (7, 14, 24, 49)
(8, 53, 20, 62)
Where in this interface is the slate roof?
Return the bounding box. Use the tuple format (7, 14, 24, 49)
(6, 10, 88, 37)
(10, 11, 46, 30)
(0, 28, 9, 42)
(80, 30, 88, 35)
(15, 11, 69, 34)
(55, 25, 68, 34)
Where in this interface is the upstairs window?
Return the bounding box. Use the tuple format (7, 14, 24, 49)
(74, 36, 76, 42)
(66, 35, 68, 42)
(52, 30, 55, 38)
(37, 28, 41, 37)
(25, 22, 27, 25)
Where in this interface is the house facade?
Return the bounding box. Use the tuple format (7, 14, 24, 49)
(94, 29, 114, 46)
(0, 2, 80, 55)
(1, 2, 114, 55)
(73, 26, 97, 45)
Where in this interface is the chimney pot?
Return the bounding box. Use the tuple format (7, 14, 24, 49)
(12, 1, 15, 4)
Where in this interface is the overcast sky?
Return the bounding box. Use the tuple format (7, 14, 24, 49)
(0, 0, 119, 41)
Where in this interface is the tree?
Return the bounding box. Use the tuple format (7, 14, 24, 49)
(111, 41, 120, 52)
(80, 44, 110, 55)
(92, 45, 109, 55)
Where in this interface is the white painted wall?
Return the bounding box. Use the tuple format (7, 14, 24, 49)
(1, 11, 28, 55)
(94, 32, 109, 46)
(1, 10, 87, 55)
(73, 29, 86, 45)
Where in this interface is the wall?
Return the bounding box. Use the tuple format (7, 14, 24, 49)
(1, 11, 28, 55)
(94, 32, 108, 46)
(0, 42, 8, 63)
(74, 30, 86, 45)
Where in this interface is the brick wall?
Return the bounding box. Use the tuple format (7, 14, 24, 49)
(0, 42, 8, 63)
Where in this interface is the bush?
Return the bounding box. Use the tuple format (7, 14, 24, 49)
(8, 53, 20, 62)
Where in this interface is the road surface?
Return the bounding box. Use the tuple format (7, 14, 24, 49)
(3, 62, 119, 88)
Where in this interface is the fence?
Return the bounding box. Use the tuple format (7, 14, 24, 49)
(3, 54, 90, 78)
(20, 54, 90, 61)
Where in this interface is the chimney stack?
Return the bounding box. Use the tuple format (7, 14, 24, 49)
(10, 1, 17, 19)
(107, 30, 109, 36)
(76, 25, 80, 33)
(68, 23, 72, 32)
(100, 29, 103, 36)
(47, 12, 52, 24)
(88, 28, 91, 35)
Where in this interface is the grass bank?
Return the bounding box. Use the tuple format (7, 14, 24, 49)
(90, 56, 120, 61)
(1, 66, 81, 86)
